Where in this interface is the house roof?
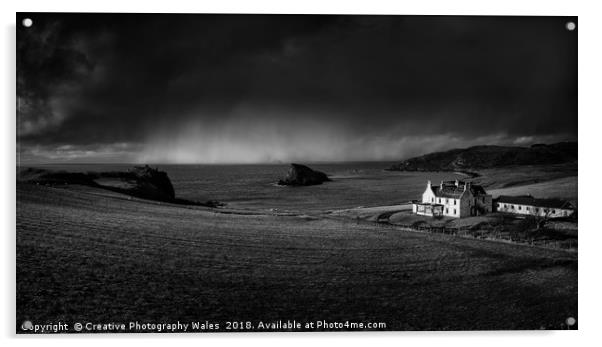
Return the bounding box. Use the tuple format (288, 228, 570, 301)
(431, 180, 488, 198)
(496, 195, 574, 209)
(432, 185, 463, 198)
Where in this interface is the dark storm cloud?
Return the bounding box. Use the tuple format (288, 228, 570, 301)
(16, 13, 577, 163)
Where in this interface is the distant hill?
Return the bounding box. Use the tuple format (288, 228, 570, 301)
(388, 142, 577, 173)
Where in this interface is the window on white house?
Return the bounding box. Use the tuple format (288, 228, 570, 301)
(518, 206, 521, 210)
(454, 200, 457, 205)
(445, 208, 448, 214)
(454, 209, 456, 214)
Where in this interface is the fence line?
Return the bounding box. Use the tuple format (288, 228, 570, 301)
(366, 219, 577, 252)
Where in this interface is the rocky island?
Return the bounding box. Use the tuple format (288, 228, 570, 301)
(277, 163, 330, 186)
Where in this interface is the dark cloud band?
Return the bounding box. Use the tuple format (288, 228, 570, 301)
(16, 14, 577, 163)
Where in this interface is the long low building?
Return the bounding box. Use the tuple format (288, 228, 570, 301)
(494, 195, 575, 218)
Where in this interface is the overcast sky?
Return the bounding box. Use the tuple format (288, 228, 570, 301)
(17, 13, 577, 164)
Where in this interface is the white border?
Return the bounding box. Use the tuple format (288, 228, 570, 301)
(2, 0, 600, 346)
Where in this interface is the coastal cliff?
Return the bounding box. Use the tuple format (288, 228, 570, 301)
(17, 165, 222, 206)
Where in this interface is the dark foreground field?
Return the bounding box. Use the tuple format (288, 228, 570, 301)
(16, 183, 577, 331)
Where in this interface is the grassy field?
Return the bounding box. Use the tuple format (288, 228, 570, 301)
(16, 183, 577, 331)
(332, 205, 577, 250)
(488, 177, 577, 206)
(471, 163, 576, 189)
(470, 164, 577, 205)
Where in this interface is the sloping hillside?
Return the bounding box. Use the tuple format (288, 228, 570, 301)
(388, 142, 577, 172)
(17, 183, 577, 331)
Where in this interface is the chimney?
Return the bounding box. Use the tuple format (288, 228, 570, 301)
(455, 179, 459, 187)
(440, 180, 444, 189)
(464, 182, 468, 191)
(427, 180, 431, 189)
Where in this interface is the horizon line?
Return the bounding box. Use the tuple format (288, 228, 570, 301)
(17, 159, 401, 166)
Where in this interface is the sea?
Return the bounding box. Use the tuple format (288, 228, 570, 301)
(21, 162, 465, 213)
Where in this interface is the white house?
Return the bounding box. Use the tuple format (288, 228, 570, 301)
(495, 195, 575, 218)
(412, 180, 492, 218)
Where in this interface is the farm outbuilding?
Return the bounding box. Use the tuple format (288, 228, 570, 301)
(494, 195, 575, 218)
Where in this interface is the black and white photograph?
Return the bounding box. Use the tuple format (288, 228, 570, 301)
(15, 12, 578, 333)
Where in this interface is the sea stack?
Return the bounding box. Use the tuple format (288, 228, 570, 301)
(278, 163, 330, 186)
